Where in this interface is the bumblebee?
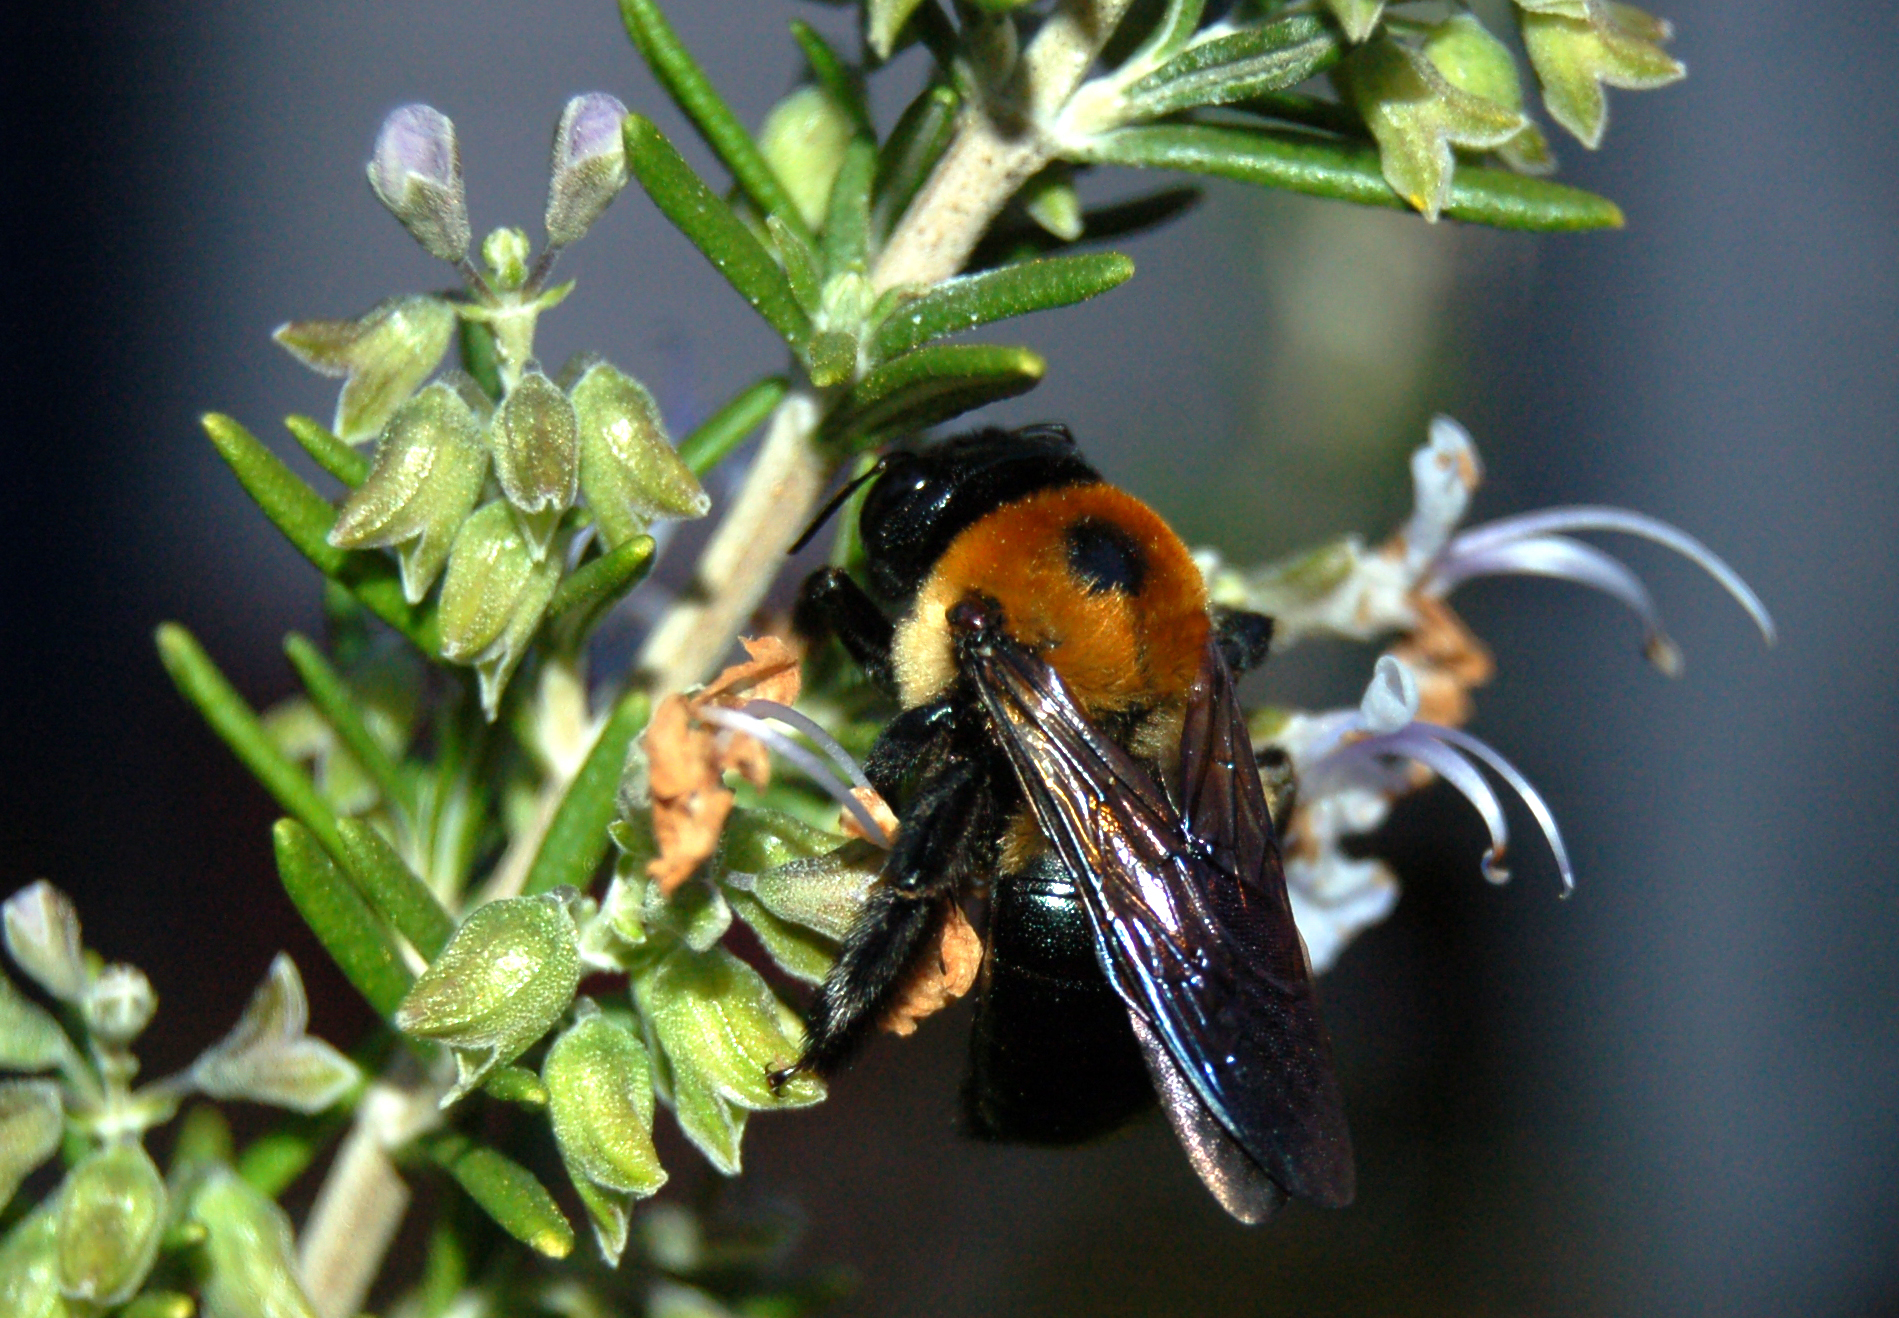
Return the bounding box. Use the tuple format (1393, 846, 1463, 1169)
(782, 424, 1353, 1221)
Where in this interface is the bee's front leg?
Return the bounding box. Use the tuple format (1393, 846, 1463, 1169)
(794, 567, 897, 694)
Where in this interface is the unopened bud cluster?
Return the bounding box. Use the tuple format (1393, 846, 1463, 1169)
(278, 97, 710, 717)
(0, 883, 355, 1312)
(1327, 1, 1680, 219)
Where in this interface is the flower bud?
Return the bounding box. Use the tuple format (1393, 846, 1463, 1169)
(1021, 169, 1083, 243)
(482, 226, 532, 292)
(491, 369, 581, 557)
(1323, 0, 1387, 43)
(273, 295, 458, 444)
(191, 1168, 320, 1318)
(633, 946, 823, 1175)
(54, 1141, 166, 1306)
(570, 361, 708, 551)
(436, 500, 565, 718)
(1425, 14, 1552, 172)
(0, 1081, 63, 1211)
(190, 955, 360, 1115)
(328, 381, 491, 604)
(545, 93, 631, 249)
(0, 1208, 63, 1318)
(757, 85, 854, 231)
(1336, 37, 1527, 220)
(1521, 1, 1683, 149)
(367, 104, 471, 263)
(80, 965, 154, 1046)
(0, 973, 72, 1074)
(394, 891, 582, 1105)
(3, 883, 87, 1004)
(543, 1006, 666, 1264)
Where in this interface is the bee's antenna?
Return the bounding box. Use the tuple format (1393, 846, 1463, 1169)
(789, 457, 888, 555)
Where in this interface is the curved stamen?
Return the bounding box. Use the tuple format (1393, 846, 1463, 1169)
(737, 700, 872, 792)
(1426, 533, 1684, 676)
(1319, 731, 1511, 881)
(1428, 724, 1574, 895)
(1442, 505, 1776, 644)
(694, 706, 891, 847)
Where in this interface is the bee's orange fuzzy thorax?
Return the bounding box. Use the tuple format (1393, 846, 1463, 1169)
(892, 483, 1210, 715)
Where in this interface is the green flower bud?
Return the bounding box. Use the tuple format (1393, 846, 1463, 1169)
(0, 1081, 64, 1211)
(367, 104, 471, 264)
(545, 93, 632, 249)
(1521, 1, 1684, 149)
(0, 1208, 65, 1318)
(0, 972, 72, 1073)
(437, 500, 565, 719)
(1323, 0, 1387, 43)
(568, 361, 707, 552)
(190, 1168, 320, 1318)
(803, 330, 858, 388)
(395, 892, 582, 1105)
(482, 227, 532, 293)
(757, 85, 854, 231)
(634, 946, 823, 1176)
(3, 883, 86, 1004)
(190, 955, 361, 1115)
(81, 965, 154, 1046)
(543, 1005, 666, 1265)
(55, 1141, 166, 1306)
(328, 381, 490, 604)
(272, 294, 458, 443)
(1021, 168, 1083, 243)
(1337, 37, 1528, 220)
(1425, 14, 1554, 173)
(492, 369, 581, 558)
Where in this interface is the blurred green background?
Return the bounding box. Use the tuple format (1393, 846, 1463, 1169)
(3, 3, 1895, 1314)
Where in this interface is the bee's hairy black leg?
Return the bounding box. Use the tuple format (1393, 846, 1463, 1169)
(794, 568, 897, 694)
(776, 756, 1001, 1083)
(862, 697, 958, 800)
(1212, 607, 1275, 677)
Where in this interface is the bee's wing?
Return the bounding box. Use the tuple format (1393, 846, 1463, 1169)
(964, 634, 1354, 1216)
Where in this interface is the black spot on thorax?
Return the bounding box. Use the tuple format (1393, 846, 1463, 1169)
(1064, 518, 1148, 595)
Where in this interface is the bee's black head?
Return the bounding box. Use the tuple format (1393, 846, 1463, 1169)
(859, 424, 1099, 601)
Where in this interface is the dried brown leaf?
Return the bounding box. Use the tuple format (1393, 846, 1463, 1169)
(1391, 595, 1494, 727)
(839, 787, 899, 846)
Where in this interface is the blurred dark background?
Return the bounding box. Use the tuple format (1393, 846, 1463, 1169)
(3, 2, 1895, 1315)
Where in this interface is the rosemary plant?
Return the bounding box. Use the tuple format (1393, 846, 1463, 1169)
(0, 2, 1771, 1315)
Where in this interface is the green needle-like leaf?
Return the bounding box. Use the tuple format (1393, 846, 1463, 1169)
(521, 692, 651, 897)
(1122, 16, 1340, 120)
(547, 536, 657, 642)
(1078, 123, 1624, 231)
(272, 819, 412, 1018)
(424, 1133, 574, 1259)
(201, 415, 438, 650)
(158, 624, 348, 862)
(873, 82, 959, 242)
(677, 376, 790, 475)
(618, 0, 814, 248)
(283, 633, 409, 810)
(283, 416, 369, 487)
(871, 252, 1134, 360)
(335, 819, 455, 960)
(791, 20, 872, 139)
(824, 343, 1046, 449)
(821, 139, 877, 276)
(623, 115, 813, 347)
(766, 215, 822, 314)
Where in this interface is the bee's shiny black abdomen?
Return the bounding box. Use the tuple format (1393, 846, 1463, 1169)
(964, 854, 1153, 1145)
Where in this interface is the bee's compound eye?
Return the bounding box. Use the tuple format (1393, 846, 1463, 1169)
(1064, 518, 1148, 596)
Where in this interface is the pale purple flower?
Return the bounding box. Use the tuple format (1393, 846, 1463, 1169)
(367, 104, 470, 263)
